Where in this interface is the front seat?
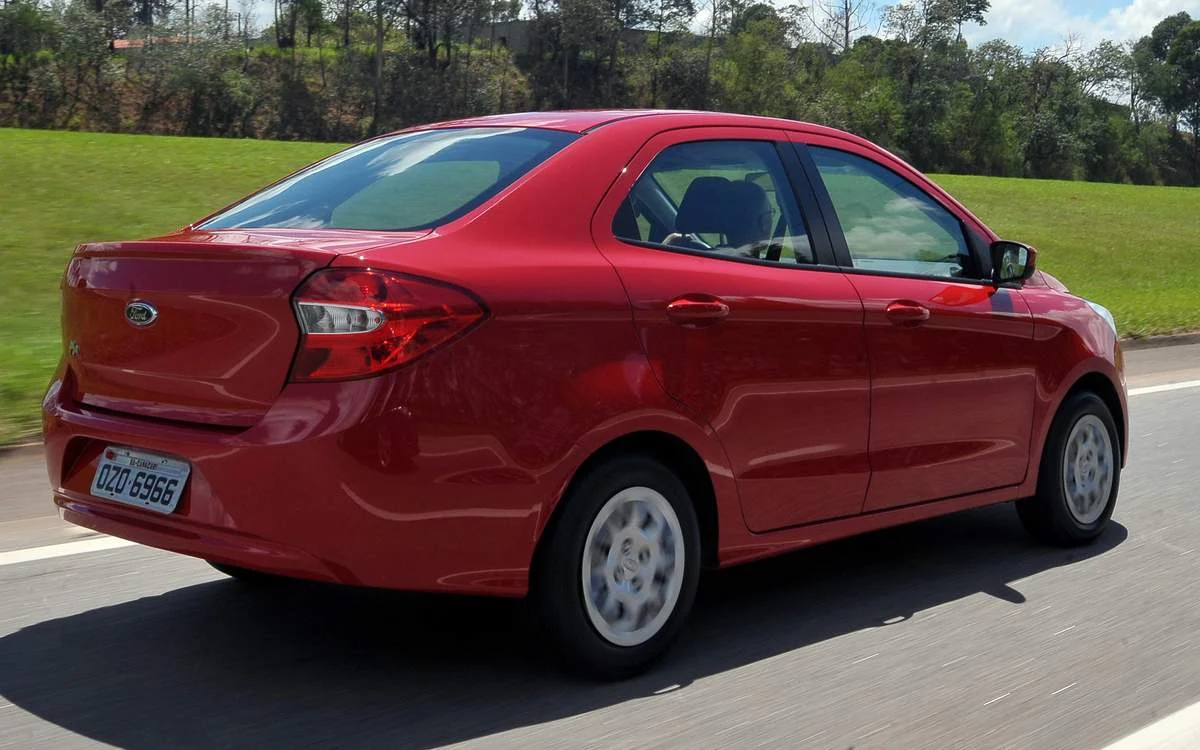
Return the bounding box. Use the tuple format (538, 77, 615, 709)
(664, 176, 732, 251)
(722, 181, 773, 258)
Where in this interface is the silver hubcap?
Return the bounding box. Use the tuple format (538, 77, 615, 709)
(581, 487, 684, 647)
(1062, 414, 1114, 525)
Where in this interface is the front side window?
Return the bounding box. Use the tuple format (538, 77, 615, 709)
(810, 147, 973, 279)
(613, 140, 815, 264)
(201, 127, 578, 232)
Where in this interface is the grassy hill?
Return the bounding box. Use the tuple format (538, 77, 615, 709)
(1, 128, 1196, 443)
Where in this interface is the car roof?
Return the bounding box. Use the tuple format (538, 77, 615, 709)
(399, 110, 863, 140)
(385, 109, 993, 243)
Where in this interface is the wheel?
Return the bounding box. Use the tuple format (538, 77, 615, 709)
(208, 561, 282, 584)
(532, 455, 701, 679)
(1017, 391, 1121, 546)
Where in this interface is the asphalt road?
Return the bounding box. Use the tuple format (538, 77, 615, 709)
(1, 345, 1198, 749)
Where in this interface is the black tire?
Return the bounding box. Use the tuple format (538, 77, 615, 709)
(208, 561, 283, 584)
(1017, 391, 1121, 546)
(531, 455, 702, 680)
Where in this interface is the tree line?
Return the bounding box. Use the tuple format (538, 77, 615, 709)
(1, 0, 1198, 185)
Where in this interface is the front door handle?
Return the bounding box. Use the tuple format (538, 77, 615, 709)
(666, 295, 730, 326)
(885, 300, 931, 326)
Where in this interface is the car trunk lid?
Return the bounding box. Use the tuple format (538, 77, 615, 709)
(61, 229, 428, 427)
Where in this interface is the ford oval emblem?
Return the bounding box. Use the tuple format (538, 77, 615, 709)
(124, 300, 158, 328)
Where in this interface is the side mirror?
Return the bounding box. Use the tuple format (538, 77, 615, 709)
(990, 241, 1037, 286)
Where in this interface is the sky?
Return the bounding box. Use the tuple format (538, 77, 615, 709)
(956, 0, 1200, 49)
(681, 1, 1200, 52)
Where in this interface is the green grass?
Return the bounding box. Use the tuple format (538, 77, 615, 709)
(0, 129, 340, 444)
(934, 173, 1200, 337)
(1, 128, 1197, 444)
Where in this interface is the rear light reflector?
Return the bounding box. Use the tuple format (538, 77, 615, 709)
(289, 269, 486, 382)
(297, 303, 385, 334)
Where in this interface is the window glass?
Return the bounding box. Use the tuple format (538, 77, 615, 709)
(201, 127, 577, 232)
(613, 140, 815, 264)
(810, 147, 972, 278)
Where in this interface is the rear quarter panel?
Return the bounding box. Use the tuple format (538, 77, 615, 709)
(328, 122, 744, 591)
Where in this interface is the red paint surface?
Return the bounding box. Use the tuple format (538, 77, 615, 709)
(43, 111, 1125, 596)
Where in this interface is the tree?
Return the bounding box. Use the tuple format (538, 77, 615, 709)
(883, 0, 986, 47)
(1019, 46, 1086, 179)
(1149, 11, 1192, 60)
(702, 0, 728, 105)
(1130, 12, 1195, 186)
(0, 1, 59, 57)
(294, 0, 325, 47)
(55, 1, 111, 127)
(646, 0, 693, 106)
(336, 0, 359, 46)
(815, 43, 904, 144)
(371, 0, 402, 131)
(1136, 12, 1192, 127)
(5, 0, 1200, 190)
(715, 5, 797, 115)
(881, 3, 924, 45)
(816, 0, 874, 54)
(1076, 39, 1128, 100)
(729, 1, 777, 36)
(133, 0, 170, 27)
(777, 2, 810, 47)
(938, 0, 987, 40)
(1166, 21, 1200, 184)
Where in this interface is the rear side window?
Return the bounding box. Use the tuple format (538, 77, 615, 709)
(613, 140, 815, 264)
(200, 127, 578, 232)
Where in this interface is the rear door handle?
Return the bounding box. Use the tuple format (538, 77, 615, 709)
(666, 295, 730, 326)
(885, 300, 931, 326)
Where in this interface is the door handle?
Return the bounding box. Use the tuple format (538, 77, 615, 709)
(666, 295, 730, 326)
(885, 300, 931, 326)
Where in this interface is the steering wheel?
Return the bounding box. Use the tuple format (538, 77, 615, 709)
(662, 232, 713, 252)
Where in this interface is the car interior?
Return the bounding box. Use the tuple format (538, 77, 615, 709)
(613, 155, 815, 264)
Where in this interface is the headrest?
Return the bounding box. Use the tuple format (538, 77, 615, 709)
(674, 176, 732, 235)
(726, 181, 771, 224)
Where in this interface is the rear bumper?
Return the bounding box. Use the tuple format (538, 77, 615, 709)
(42, 367, 541, 596)
(57, 491, 333, 582)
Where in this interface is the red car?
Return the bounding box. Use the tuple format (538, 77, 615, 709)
(43, 110, 1126, 677)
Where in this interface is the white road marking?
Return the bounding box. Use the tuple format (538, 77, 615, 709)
(1054, 625, 1076, 635)
(1160, 541, 1194, 556)
(1051, 683, 1077, 696)
(983, 693, 1011, 706)
(1128, 380, 1200, 397)
(0, 537, 137, 567)
(852, 653, 880, 664)
(1101, 700, 1200, 750)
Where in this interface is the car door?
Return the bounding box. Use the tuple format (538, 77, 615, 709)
(790, 135, 1037, 512)
(591, 128, 871, 533)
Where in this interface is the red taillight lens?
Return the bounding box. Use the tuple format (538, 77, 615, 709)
(289, 269, 486, 382)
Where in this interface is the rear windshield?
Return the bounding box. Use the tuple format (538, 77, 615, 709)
(199, 127, 578, 232)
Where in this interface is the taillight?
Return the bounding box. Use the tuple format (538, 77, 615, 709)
(289, 269, 486, 382)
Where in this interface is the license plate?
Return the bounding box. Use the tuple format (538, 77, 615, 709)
(89, 446, 191, 514)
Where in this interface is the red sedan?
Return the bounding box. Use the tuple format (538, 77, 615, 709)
(43, 110, 1126, 677)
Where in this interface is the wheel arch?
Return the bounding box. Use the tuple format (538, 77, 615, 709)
(533, 430, 721, 575)
(1058, 371, 1127, 464)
